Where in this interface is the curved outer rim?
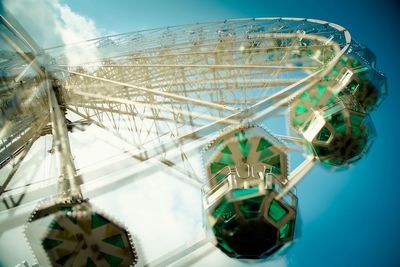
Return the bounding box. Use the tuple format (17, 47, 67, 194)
(43, 17, 351, 52)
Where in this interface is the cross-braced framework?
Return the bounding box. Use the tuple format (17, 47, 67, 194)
(0, 16, 386, 266)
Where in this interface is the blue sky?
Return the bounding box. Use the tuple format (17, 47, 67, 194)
(1, 0, 400, 266)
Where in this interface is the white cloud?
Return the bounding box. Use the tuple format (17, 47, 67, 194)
(3, 0, 100, 67)
(53, 2, 98, 44)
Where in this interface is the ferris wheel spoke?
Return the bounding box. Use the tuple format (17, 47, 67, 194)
(61, 72, 321, 198)
(66, 105, 203, 184)
(69, 68, 321, 181)
(0, 134, 37, 196)
(0, 32, 44, 80)
(66, 106, 190, 149)
(57, 67, 236, 112)
(274, 134, 307, 152)
(276, 156, 315, 200)
(0, 116, 49, 169)
(144, 235, 211, 267)
(68, 90, 238, 125)
(0, 14, 41, 54)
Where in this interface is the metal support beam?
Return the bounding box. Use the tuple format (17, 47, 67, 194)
(46, 75, 81, 199)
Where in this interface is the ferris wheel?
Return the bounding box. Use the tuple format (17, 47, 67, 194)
(0, 13, 386, 267)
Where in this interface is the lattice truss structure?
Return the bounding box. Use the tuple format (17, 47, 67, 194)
(0, 16, 386, 267)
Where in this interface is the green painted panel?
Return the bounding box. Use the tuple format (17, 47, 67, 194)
(213, 199, 236, 222)
(300, 91, 311, 102)
(314, 145, 330, 157)
(87, 257, 97, 267)
(221, 146, 232, 154)
(210, 161, 228, 174)
(351, 58, 361, 68)
(91, 213, 109, 229)
(349, 113, 364, 126)
(41, 238, 62, 250)
(339, 56, 349, 66)
(295, 103, 308, 116)
(219, 239, 234, 253)
(317, 84, 327, 98)
(330, 113, 347, 134)
(317, 127, 331, 142)
(59, 206, 73, 213)
(347, 80, 359, 92)
(292, 117, 305, 127)
(262, 154, 281, 174)
(332, 66, 339, 75)
(235, 131, 251, 160)
(232, 188, 259, 199)
(279, 221, 292, 239)
(214, 172, 229, 183)
(103, 234, 125, 249)
(219, 146, 235, 165)
(256, 138, 272, 152)
(268, 200, 288, 222)
(49, 220, 63, 230)
(56, 254, 72, 266)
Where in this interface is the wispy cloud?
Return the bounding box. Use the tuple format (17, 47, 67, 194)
(4, 0, 100, 67)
